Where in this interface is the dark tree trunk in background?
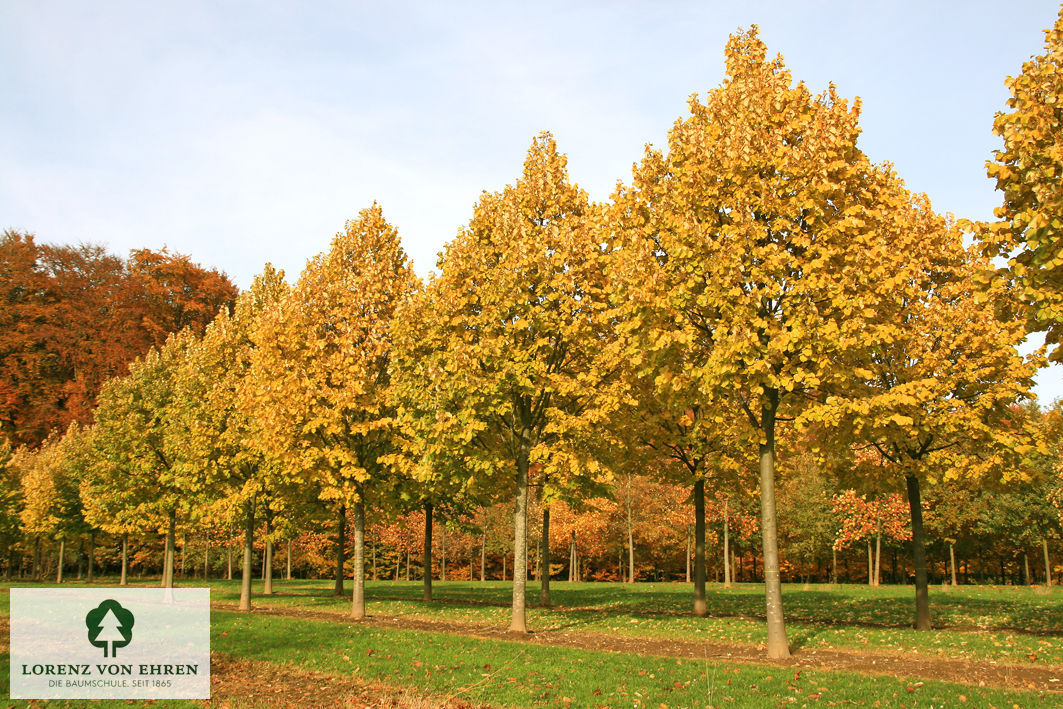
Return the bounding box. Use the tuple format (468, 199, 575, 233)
(905, 475, 931, 630)
(423, 502, 433, 601)
(334, 505, 346, 597)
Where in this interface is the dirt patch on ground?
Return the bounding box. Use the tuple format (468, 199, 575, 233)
(207, 654, 485, 708)
(214, 603, 1063, 695)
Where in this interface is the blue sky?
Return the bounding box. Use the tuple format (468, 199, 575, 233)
(1, 1, 1060, 403)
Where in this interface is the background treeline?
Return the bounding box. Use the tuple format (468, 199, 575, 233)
(2, 22, 1063, 661)
(0, 230, 238, 447)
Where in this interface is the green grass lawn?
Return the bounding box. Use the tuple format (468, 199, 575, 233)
(3, 578, 1061, 707)
(193, 577, 1063, 667)
(2, 604, 1060, 708)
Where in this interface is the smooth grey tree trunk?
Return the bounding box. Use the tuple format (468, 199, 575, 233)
(56, 539, 64, 584)
(758, 391, 789, 658)
(424, 502, 433, 601)
(905, 474, 931, 630)
(867, 541, 873, 586)
(950, 542, 958, 587)
(685, 526, 691, 583)
(263, 510, 274, 595)
(1044, 538, 1053, 586)
(351, 497, 365, 619)
(569, 531, 577, 582)
(481, 533, 486, 582)
(1024, 552, 1031, 586)
(509, 444, 530, 633)
(287, 540, 292, 580)
(163, 509, 176, 589)
(239, 496, 255, 611)
(723, 499, 731, 587)
(540, 505, 551, 606)
(626, 480, 635, 584)
(120, 534, 128, 586)
(227, 546, 233, 580)
(874, 531, 881, 587)
(87, 532, 95, 582)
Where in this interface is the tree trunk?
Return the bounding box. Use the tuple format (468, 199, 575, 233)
(540, 505, 551, 606)
(334, 505, 346, 597)
(263, 508, 274, 595)
(87, 532, 95, 582)
(502, 553, 506, 581)
(32, 536, 40, 580)
(626, 481, 635, 584)
(441, 524, 447, 582)
(371, 538, 376, 581)
(693, 478, 707, 615)
(831, 547, 837, 585)
(509, 443, 530, 633)
(239, 496, 255, 611)
(874, 531, 881, 587)
(287, 540, 292, 581)
(405, 550, 410, 581)
(1024, 551, 1031, 586)
(423, 501, 433, 601)
(867, 540, 873, 586)
(481, 533, 486, 582)
(1044, 538, 1053, 586)
(56, 539, 64, 584)
(723, 498, 731, 588)
(120, 534, 128, 586)
(949, 543, 958, 587)
(685, 526, 691, 583)
(227, 546, 233, 581)
(904, 474, 931, 630)
(351, 496, 366, 619)
(758, 390, 789, 658)
(569, 531, 576, 582)
(164, 508, 176, 589)
(204, 541, 209, 580)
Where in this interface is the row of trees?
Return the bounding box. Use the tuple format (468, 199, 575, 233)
(4, 18, 1063, 660)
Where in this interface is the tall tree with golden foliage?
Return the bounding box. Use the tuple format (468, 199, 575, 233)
(819, 192, 1038, 629)
(617, 27, 907, 657)
(984, 7, 1063, 363)
(178, 265, 290, 611)
(391, 133, 619, 633)
(247, 206, 418, 618)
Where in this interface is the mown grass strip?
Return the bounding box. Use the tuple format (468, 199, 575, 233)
(199, 579, 1063, 667)
(209, 608, 1059, 708)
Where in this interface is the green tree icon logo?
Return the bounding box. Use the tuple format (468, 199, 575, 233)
(85, 599, 134, 658)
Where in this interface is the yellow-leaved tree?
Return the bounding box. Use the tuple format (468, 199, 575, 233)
(983, 7, 1063, 362)
(607, 190, 757, 614)
(247, 205, 419, 618)
(619, 28, 905, 658)
(90, 329, 203, 589)
(814, 191, 1039, 629)
(391, 133, 619, 633)
(177, 264, 291, 611)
